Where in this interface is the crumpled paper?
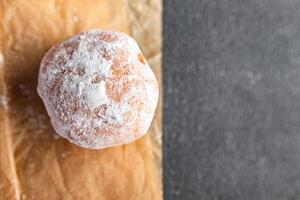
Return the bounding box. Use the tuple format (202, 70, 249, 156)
(0, 0, 162, 199)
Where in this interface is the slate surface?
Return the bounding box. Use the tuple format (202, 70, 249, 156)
(163, 1, 300, 199)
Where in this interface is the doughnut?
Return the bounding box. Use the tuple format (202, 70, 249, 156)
(37, 29, 159, 149)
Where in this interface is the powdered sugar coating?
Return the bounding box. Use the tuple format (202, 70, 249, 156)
(37, 29, 158, 149)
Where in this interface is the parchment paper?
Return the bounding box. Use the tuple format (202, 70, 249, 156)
(0, 0, 162, 199)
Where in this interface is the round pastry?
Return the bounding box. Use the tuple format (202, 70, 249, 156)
(37, 29, 158, 149)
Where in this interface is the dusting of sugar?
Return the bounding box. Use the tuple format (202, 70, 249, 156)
(77, 82, 85, 95)
(19, 84, 31, 96)
(105, 102, 127, 124)
(38, 29, 158, 149)
(84, 81, 108, 108)
(57, 33, 113, 109)
(25, 106, 48, 132)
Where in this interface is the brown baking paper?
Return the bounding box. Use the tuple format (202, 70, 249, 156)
(0, 0, 162, 199)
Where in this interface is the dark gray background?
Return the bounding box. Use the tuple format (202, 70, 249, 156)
(163, 0, 300, 199)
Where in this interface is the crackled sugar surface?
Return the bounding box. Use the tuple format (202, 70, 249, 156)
(37, 29, 158, 149)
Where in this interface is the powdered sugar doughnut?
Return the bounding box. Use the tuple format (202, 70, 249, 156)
(37, 29, 158, 149)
